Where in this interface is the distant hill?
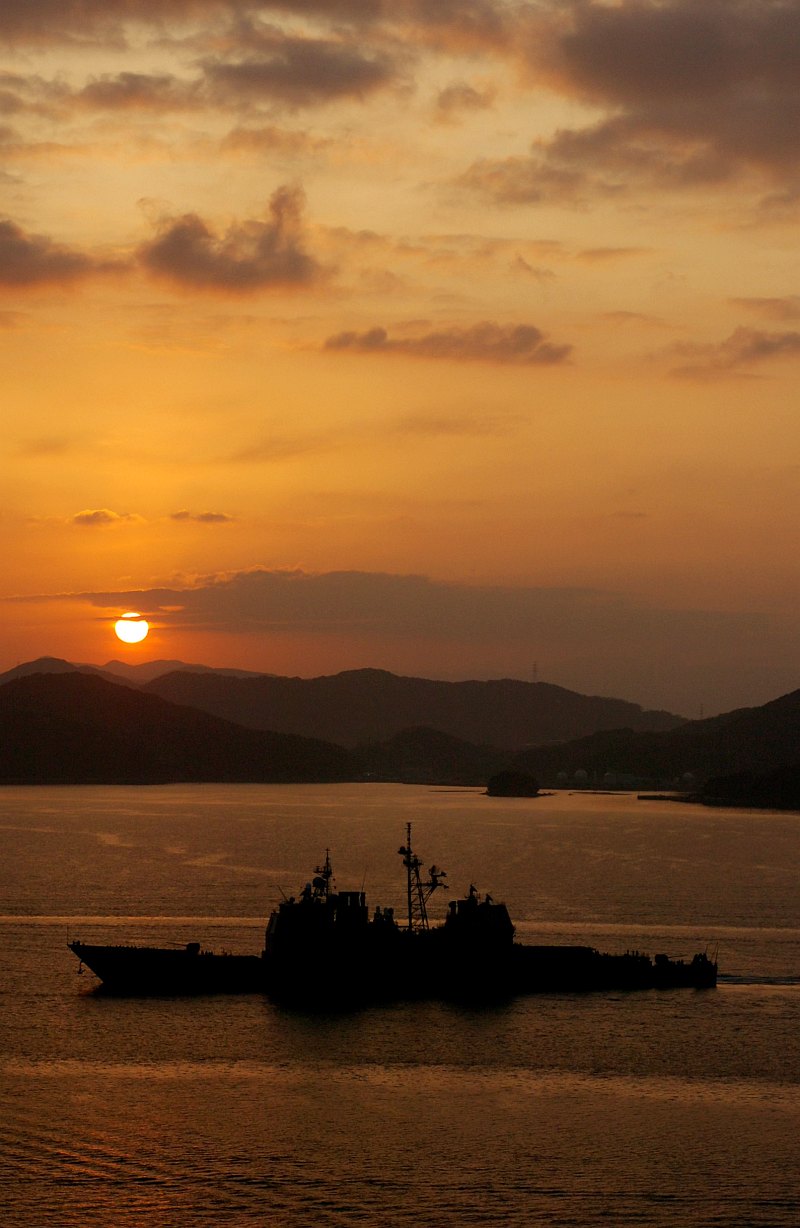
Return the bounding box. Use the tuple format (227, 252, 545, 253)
(511, 688, 800, 789)
(100, 659, 267, 684)
(2, 659, 798, 793)
(356, 725, 507, 786)
(0, 673, 354, 784)
(0, 657, 104, 685)
(0, 656, 267, 690)
(143, 667, 684, 750)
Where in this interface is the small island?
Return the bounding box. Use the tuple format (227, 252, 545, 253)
(486, 769, 540, 797)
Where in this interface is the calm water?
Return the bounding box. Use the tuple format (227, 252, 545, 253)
(1, 784, 799, 1226)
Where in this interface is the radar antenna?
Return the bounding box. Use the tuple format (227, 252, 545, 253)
(311, 850, 334, 899)
(398, 822, 447, 931)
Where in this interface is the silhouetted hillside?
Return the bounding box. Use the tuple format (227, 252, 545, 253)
(100, 659, 266, 684)
(0, 657, 264, 690)
(511, 688, 800, 789)
(0, 657, 105, 685)
(698, 765, 800, 810)
(356, 726, 507, 785)
(4, 661, 798, 793)
(144, 668, 683, 750)
(0, 673, 354, 784)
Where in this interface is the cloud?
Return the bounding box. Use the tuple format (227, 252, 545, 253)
(529, 0, 799, 112)
(0, 0, 512, 58)
(230, 406, 516, 464)
(0, 71, 59, 119)
(435, 81, 495, 121)
(220, 125, 330, 157)
(459, 113, 744, 208)
(460, 0, 800, 205)
(19, 435, 74, 456)
(235, 0, 512, 51)
(511, 255, 556, 282)
(26, 564, 773, 705)
(77, 72, 200, 112)
(457, 154, 590, 206)
(577, 247, 650, 263)
(138, 184, 323, 292)
(5, 42, 395, 121)
(670, 325, 800, 378)
(394, 410, 518, 438)
(0, 308, 26, 327)
(38, 566, 718, 637)
(0, 218, 96, 286)
(324, 321, 572, 364)
(231, 430, 339, 464)
(202, 33, 399, 107)
(400, 0, 512, 52)
(0, 1, 251, 45)
(252, 0, 383, 16)
(731, 295, 800, 321)
(71, 509, 139, 527)
(171, 509, 234, 523)
(602, 311, 664, 327)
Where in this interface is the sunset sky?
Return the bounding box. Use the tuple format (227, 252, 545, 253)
(2, 0, 799, 717)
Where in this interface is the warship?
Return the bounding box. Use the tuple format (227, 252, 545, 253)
(69, 823, 717, 1001)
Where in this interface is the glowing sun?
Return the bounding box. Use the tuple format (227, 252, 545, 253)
(114, 612, 150, 644)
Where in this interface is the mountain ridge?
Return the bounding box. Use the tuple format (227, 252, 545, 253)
(0, 655, 684, 751)
(142, 666, 684, 749)
(2, 657, 798, 796)
(511, 687, 800, 787)
(0, 672, 354, 784)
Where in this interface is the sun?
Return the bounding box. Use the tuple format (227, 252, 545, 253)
(114, 612, 150, 644)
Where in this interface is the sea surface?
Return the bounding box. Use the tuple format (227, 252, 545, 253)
(1, 783, 799, 1226)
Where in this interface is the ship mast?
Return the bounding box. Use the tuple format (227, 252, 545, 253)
(312, 850, 334, 899)
(398, 822, 447, 931)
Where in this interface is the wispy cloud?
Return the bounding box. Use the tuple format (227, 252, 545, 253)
(434, 80, 495, 122)
(577, 247, 651, 263)
(202, 33, 400, 108)
(324, 321, 572, 364)
(0, 0, 491, 51)
(71, 508, 140, 527)
(731, 295, 800, 321)
(0, 0, 249, 45)
(0, 309, 27, 327)
(394, 410, 518, 438)
(220, 125, 330, 157)
(77, 72, 201, 113)
(670, 326, 800, 378)
(19, 435, 75, 457)
(170, 509, 234, 523)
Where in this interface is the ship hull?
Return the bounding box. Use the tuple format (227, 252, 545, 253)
(69, 941, 265, 995)
(70, 937, 716, 999)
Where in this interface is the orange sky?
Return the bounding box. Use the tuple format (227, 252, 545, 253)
(1, 0, 799, 717)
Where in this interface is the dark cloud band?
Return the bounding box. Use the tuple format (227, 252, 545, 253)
(324, 321, 572, 364)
